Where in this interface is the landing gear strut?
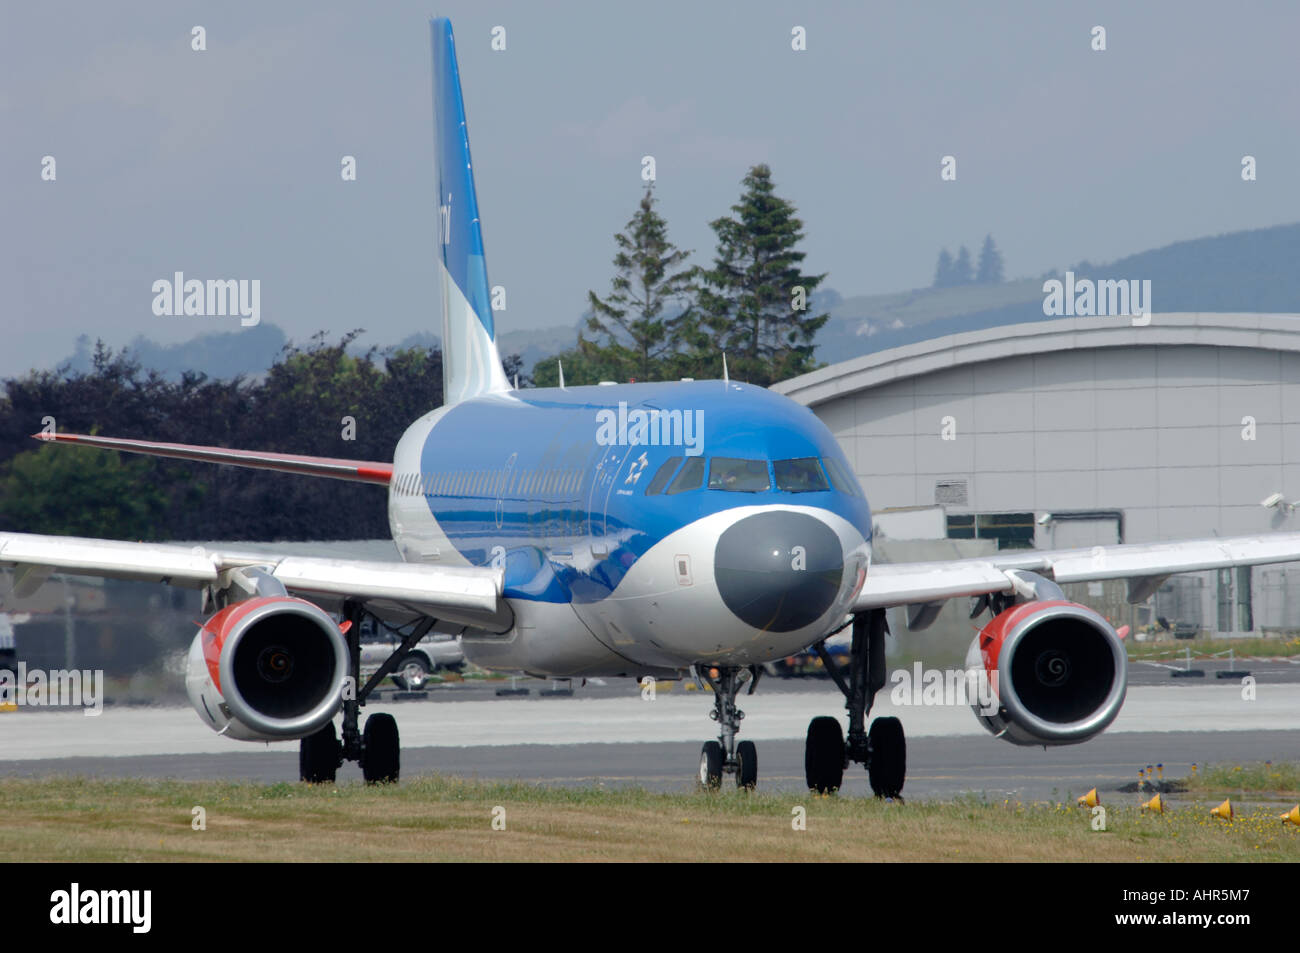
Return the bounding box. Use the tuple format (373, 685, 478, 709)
(696, 665, 760, 790)
(805, 609, 906, 798)
(298, 601, 434, 785)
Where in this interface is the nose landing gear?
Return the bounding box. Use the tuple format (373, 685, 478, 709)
(804, 608, 906, 799)
(696, 665, 761, 790)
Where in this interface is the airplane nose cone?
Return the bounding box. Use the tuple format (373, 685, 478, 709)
(714, 511, 844, 632)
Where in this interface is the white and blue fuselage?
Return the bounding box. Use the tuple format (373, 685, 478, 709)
(389, 381, 872, 678)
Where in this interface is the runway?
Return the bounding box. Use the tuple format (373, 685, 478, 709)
(2, 669, 1296, 800)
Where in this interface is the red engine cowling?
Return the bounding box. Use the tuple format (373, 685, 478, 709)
(965, 600, 1127, 746)
(185, 595, 349, 742)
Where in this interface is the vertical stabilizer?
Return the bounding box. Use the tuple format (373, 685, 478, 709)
(431, 18, 510, 404)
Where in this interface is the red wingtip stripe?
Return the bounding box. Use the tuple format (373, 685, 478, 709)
(32, 431, 393, 485)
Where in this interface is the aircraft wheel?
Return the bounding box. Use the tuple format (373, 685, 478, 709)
(804, 716, 844, 794)
(698, 741, 723, 790)
(736, 740, 757, 790)
(299, 721, 340, 784)
(362, 713, 400, 784)
(867, 716, 906, 799)
(392, 656, 430, 691)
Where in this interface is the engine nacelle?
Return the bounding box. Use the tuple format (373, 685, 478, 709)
(965, 600, 1127, 746)
(185, 595, 349, 742)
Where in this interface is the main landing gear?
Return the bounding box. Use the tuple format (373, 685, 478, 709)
(805, 608, 906, 799)
(696, 665, 761, 790)
(300, 600, 434, 785)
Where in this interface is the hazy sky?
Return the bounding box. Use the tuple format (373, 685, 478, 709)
(4, 1, 1298, 378)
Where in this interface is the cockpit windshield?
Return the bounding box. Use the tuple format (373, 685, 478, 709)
(708, 457, 770, 492)
(774, 457, 829, 493)
(821, 456, 861, 497)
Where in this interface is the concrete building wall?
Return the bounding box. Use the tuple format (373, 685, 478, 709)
(775, 314, 1300, 634)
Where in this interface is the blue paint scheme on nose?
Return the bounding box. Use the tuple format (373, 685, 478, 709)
(415, 381, 872, 604)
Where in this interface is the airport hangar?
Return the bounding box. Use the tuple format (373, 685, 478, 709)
(772, 312, 1300, 640)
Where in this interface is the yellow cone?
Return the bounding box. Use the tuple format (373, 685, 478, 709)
(1142, 793, 1164, 814)
(1210, 798, 1234, 821)
(1280, 805, 1300, 826)
(1077, 788, 1099, 808)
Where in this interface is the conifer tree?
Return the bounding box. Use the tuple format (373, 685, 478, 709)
(689, 165, 828, 386)
(582, 186, 695, 382)
(952, 245, 974, 285)
(933, 248, 954, 288)
(976, 234, 1004, 284)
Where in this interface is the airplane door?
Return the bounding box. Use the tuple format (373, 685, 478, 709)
(495, 452, 516, 530)
(587, 444, 626, 556)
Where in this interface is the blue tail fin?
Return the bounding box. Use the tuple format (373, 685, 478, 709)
(431, 18, 510, 404)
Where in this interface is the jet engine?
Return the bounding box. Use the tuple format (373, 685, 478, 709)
(185, 595, 349, 742)
(965, 599, 1127, 746)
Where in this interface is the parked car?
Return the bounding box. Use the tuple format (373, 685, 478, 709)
(762, 630, 851, 678)
(358, 618, 465, 690)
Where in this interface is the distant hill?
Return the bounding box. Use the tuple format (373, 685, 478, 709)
(47, 319, 581, 385)
(60, 324, 289, 381)
(40, 223, 1300, 381)
(813, 222, 1300, 363)
(389, 321, 584, 378)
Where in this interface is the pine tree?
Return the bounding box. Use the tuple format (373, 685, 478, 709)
(582, 186, 696, 382)
(690, 165, 828, 387)
(933, 248, 954, 288)
(952, 245, 974, 285)
(976, 234, 1004, 284)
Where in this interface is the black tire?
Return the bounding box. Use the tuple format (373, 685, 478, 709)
(698, 741, 723, 790)
(867, 716, 906, 799)
(391, 655, 431, 691)
(299, 722, 340, 784)
(804, 716, 845, 793)
(736, 740, 758, 790)
(362, 713, 400, 783)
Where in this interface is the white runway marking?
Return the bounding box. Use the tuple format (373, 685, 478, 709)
(0, 683, 1293, 760)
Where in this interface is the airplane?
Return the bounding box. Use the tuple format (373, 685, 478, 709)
(5, 17, 1300, 795)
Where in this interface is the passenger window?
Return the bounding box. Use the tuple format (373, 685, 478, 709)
(645, 457, 683, 495)
(708, 457, 770, 492)
(822, 457, 861, 497)
(774, 457, 829, 493)
(666, 456, 705, 494)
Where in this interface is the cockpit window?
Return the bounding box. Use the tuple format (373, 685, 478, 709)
(822, 456, 861, 497)
(774, 457, 829, 493)
(666, 456, 705, 494)
(645, 457, 682, 495)
(708, 457, 770, 492)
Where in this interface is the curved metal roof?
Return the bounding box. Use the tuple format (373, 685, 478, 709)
(772, 313, 1300, 407)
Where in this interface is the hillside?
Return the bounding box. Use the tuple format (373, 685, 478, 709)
(814, 222, 1300, 363)
(36, 222, 1300, 382)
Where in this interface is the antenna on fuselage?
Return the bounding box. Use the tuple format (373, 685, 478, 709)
(722, 352, 729, 386)
(558, 360, 566, 390)
(513, 373, 519, 390)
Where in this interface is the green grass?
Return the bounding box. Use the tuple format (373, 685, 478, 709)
(1184, 762, 1300, 798)
(1126, 637, 1300, 662)
(1, 776, 1296, 862)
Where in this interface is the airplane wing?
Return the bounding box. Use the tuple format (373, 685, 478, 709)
(0, 531, 511, 632)
(857, 531, 1300, 611)
(32, 432, 393, 485)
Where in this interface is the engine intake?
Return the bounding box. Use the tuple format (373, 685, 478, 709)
(186, 595, 349, 741)
(966, 600, 1127, 746)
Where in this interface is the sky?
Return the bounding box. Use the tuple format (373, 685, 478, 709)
(3, 0, 1299, 378)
